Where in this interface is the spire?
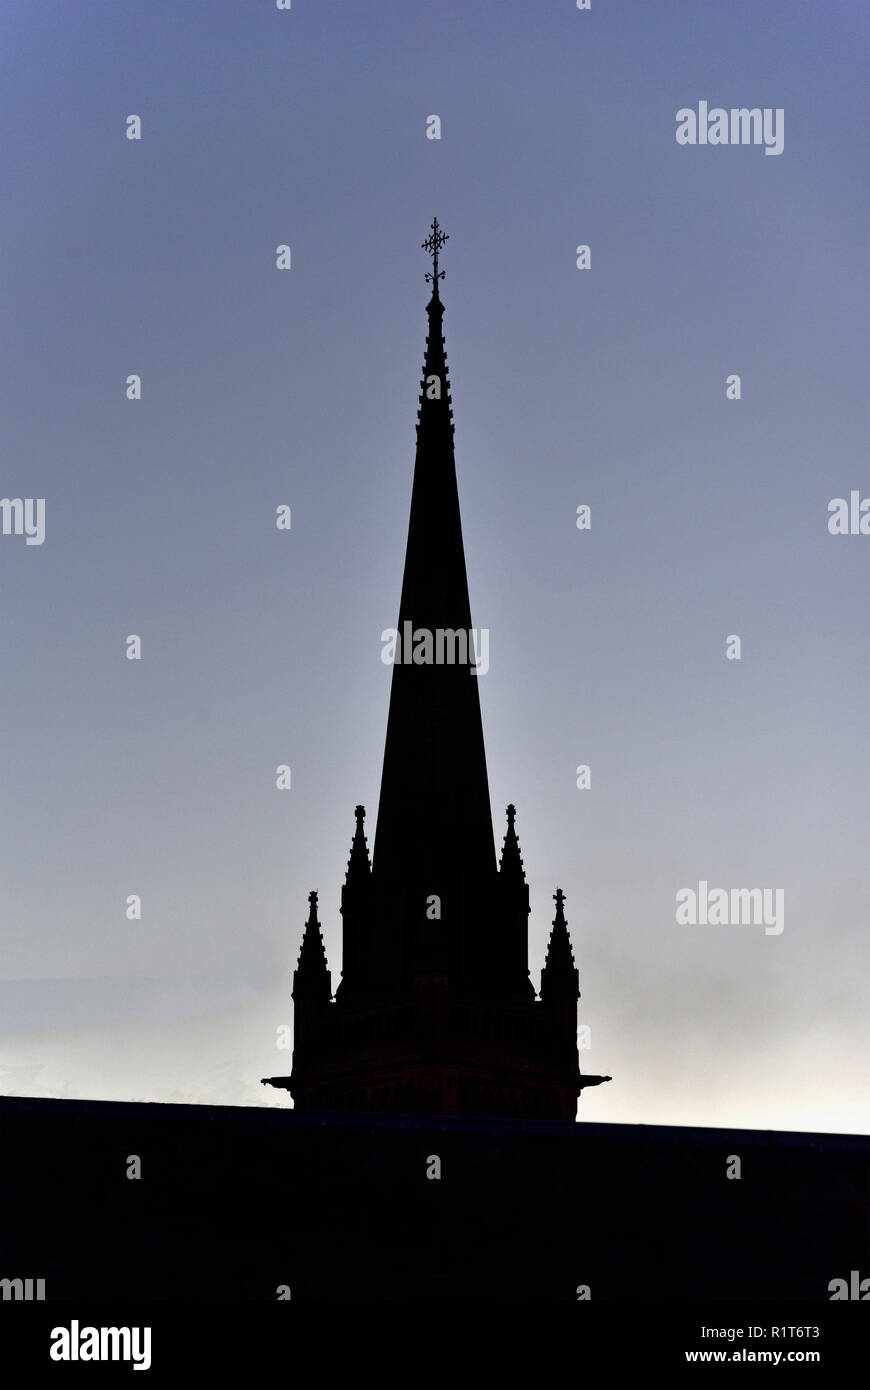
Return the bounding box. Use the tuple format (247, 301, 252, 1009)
(276, 229, 610, 1118)
(540, 888, 580, 1000)
(371, 223, 497, 990)
(498, 803, 526, 883)
(292, 891, 332, 1003)
(345, 804, 371, 883)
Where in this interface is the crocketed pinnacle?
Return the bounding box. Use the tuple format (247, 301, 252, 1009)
(498, 803, 527, 883)
(540, 888, 580, 998)
(293, 890, 332, 1001)
(345, 804, 371, 883)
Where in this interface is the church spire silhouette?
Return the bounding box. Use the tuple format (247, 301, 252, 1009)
(262, 225, 610, 1117)
(371, 218, 497, 996)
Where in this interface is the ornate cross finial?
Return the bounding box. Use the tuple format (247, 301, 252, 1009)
(554, 888, 566, 912)
(422, 217, 448, 295)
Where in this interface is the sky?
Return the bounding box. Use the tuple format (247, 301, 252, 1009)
(0, 0, 867, 1133)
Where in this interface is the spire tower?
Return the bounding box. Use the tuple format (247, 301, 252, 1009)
(371, 218, 497, 996)
(262, 225, 611, 1118)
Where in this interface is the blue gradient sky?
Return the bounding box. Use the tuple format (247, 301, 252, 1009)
(1, 0, 867, 1131)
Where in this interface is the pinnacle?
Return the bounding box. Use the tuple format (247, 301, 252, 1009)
(499, 803, 527, 882)
(541, 888, 579, 996)
(345, 804, 371, 879)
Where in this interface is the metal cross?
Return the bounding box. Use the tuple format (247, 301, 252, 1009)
(422, 217, 448, 291)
